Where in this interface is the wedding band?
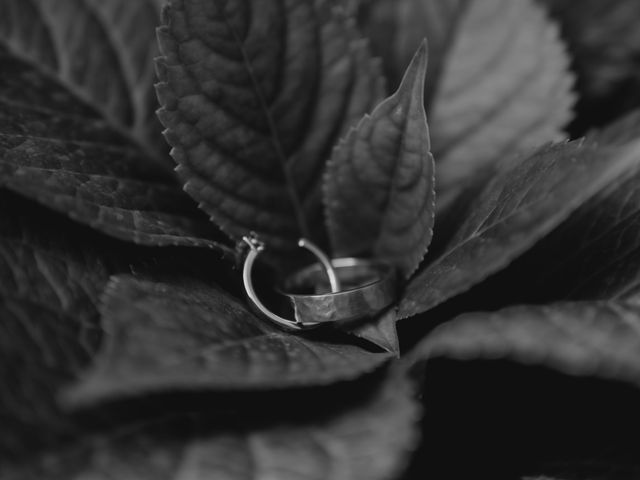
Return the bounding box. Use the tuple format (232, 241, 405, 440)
(242, 234, 397, 330)
(242, 235, 339, 330)
(282, 258, 397, 325)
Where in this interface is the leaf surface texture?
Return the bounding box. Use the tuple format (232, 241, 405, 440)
(0, 52, 232, 255)
(157, 0, 385, 250)
(400, 138, 640, 318)
(361, 0, 575, 198)
(324, 43, 435, 278)
(67, 275, 392, 405)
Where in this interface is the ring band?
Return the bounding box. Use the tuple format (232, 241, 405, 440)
(282, 258, 397, 325)
(242, 235, 321, 330)
(242, 235, 397, 330)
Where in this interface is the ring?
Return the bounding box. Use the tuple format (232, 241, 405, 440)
(241, 234, 397, 330)
(242, 235, 339, 330)
(282, 258, 397, 325)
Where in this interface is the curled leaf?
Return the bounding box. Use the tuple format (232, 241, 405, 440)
(324, 42, 435, 279)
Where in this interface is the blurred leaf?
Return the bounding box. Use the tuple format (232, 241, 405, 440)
(409, 302, 640, 387)
(399, 138, 640, 319)
(7, 370, 420, 480)
(66, 275, 392, 406)
(156, 0, 385, 252)
(0, 52, 234, 257)
(0, 0, 168, 167)
(542, 0, 640, 101)
(360, 0, 574, 200)
(0, 196, 110, 456)
(324, 43, 435, 279)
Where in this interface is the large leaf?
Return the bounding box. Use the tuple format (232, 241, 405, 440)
(518, 173, 640, 304)
(66, 275, 392, 406)
(360, 0, 575, 200)
(476, 111, 640, 305)
(0, 194, 110, 456)
(409, 302, 640, 387)
(399, 137, 640, 319)
(0, 51, 234, 256)
(6, 370, 420, 480)
(324, 43, 435, 279)
(156, 0, 385, 252)
(0, 0, 168, 167)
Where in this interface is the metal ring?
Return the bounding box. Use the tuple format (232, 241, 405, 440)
(242, 235, 339, 330)
(281, 258, 397, 325)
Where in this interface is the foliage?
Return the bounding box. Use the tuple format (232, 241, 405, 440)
(2, 0, 640, 478)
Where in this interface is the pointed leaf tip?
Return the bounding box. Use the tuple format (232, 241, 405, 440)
(362, 0, 575, 206)
(395, 40, 429, 105)
(325, 42, 436, 279)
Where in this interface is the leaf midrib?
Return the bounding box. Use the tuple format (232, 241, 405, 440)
(221, 9, 311, 241)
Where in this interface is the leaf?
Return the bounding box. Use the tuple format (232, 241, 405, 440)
(399, 137, 640, 319)
(0, 0, 168, 167)
(360, 0, 575, 199)
(7, 370, 420, 480)
(542, 0, 640, 100)
(65, 275, 392, 406)
(409, 302, 640, 387)
(324, 43, 435, 279)
(348, 308, 400, 357)
(0, 194, 110, 456)
(156, 0, 385, 252)
(508, 115, 640, 304)
(477, 111, 640, 305)
(0, 52, 234, 257)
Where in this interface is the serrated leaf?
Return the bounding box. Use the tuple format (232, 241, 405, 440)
(409, 302, 640, 387)
(508, 113, 640, 304)
(156, 0, 385, 252)
(66, 275, 392, 406)
(0, 0, 168, 167)
(324, 43, 435, 279)
(542, 0, 640, 101)
(361, 0, 575, 201)
(7, 370, 420, 480)
(0, 195, 110, 456)
(0, 52, 234, 256)
(399, 138, 640, 319)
